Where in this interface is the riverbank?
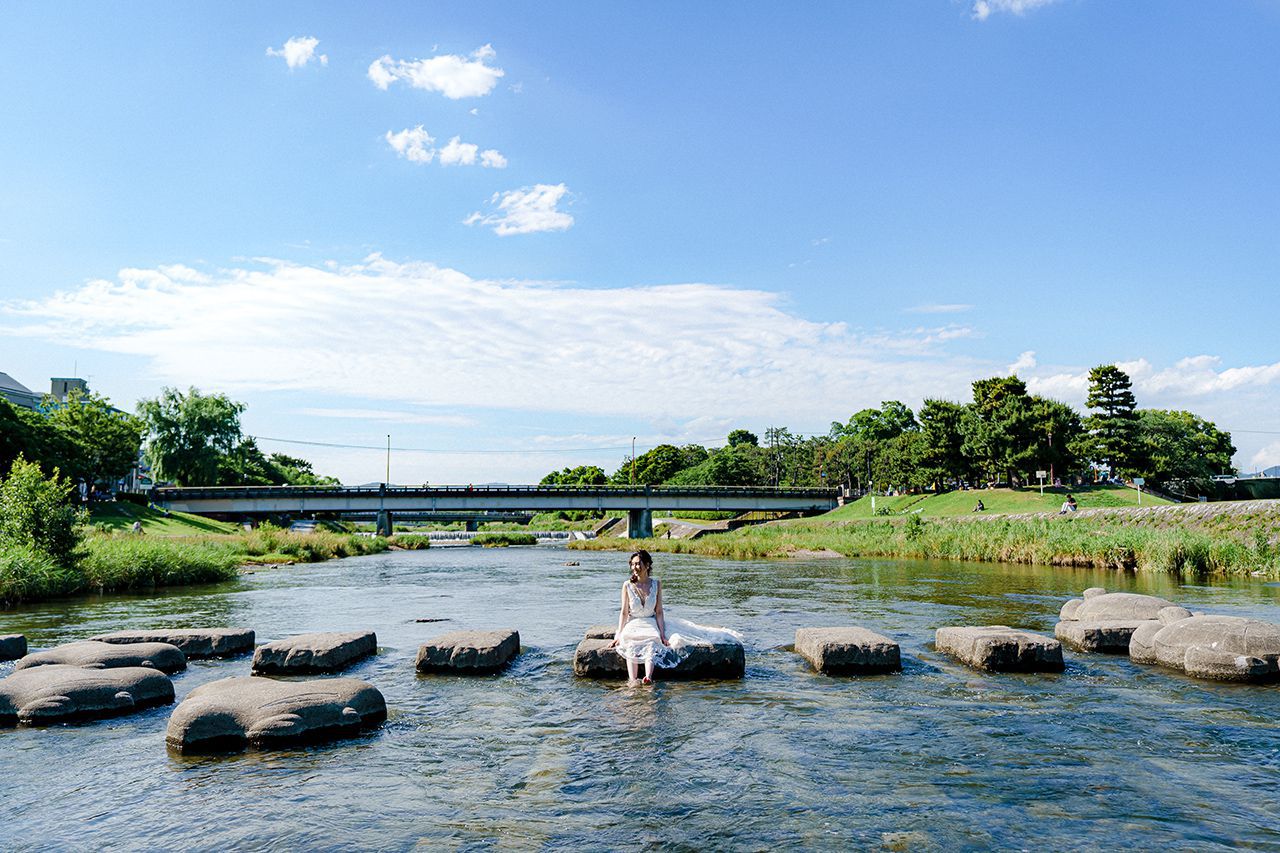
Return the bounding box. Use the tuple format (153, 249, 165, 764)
(1, 527, 399, 606)
(571, 499, 1280, 577)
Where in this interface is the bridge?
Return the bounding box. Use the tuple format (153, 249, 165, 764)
(152, 484, 841, 537)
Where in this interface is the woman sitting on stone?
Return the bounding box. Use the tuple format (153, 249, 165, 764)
(607, 549, 741, 686)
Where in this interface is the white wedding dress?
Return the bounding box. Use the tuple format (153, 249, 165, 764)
(613, 577, 742, 668)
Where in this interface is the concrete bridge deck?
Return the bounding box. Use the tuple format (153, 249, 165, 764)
(153, 484, 840, 537)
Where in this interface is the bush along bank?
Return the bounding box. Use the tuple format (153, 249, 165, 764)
(569, 513, 1280, 578)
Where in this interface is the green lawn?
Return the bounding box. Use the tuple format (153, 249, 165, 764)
(824, 484, 1173, 520)
(88, 501, 239, 535)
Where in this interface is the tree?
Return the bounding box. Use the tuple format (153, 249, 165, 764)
(917, 399, 969, 488)
(1135, 409, 1235, 484)
(611, 444, 705, 485)
(1083, 364, 1140, 476)
(961, 377, 1034, 484)
(666, 447, 758, 486)
(0, 456, 84, 566)
(43, 390, 144, 487)
(541, 465, 608, 486)
(726, 429, 759, 448)
(829, 401, 917, 442)
(136, 387, 245, 486)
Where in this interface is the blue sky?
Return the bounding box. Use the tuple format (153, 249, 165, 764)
(2, 1, 1279, 483)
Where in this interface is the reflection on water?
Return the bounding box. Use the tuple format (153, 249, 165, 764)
(2, 548, 1279, 849)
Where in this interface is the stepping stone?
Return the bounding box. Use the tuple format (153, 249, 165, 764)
(1055, 588, 1187, 653)
(165, 676, 386, 753)
(0, 664, 174, 726)
(251, 631, 376, 674)
(90, 628, 255, 659)
(415, 629, 520, 674)
(935, 626, 1064, 673)
(573, 628, 745, 680)
(1130, 614, 1280, 682)
(794, 627, 901, 675)
(0, 634, 26, 661)
(15, 640, 186, 675)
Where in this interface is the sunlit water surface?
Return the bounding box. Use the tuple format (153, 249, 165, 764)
(2, 547, 1279, 851)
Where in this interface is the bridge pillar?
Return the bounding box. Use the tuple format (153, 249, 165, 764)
(376, 510, 393, 536)
(626, 508, 653, 539)
(465, 519, 479, 532)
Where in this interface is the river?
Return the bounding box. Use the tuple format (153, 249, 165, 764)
(2, 546, 1279, 850)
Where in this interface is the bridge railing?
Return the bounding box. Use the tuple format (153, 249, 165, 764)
(153, 483, 841, 501)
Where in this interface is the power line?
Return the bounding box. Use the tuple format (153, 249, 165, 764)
(249, 434, 732, 455)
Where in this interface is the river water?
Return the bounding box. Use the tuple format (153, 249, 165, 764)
(2, 546, 1279, 851)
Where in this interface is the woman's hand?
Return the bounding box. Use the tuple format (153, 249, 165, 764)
(607, 638, 618, 648)
(659, 636, 668, 647)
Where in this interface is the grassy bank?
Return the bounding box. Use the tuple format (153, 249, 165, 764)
(2, 527, 397, 606)
(827, 484, 1171, 520)
(471, 532, 538, 547)
(88, 501, 240, 535)
(571, 503, 1280, 578)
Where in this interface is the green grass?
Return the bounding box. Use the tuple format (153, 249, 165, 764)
(88, 501, 239, 535)
(572, 504, 1280, 578)
(826, 484, 1173, 520)
(471, 532, 538, 547)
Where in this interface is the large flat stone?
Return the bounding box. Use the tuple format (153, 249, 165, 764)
(251, 631, 376, 674)
(416, 629, 520, 674)
(0, 634, 26, 661)
(573, 630, 745, 680)
(1133, 615, 1280, 682)
(166, 676, 387, 753)
(935, 626, 1064, 673)
(1054, 620, 1147, 653)
(0, 664, 174, 726)
(90, 628, 255, 659)
(794, 627, 901, 675)
(15, 640, 186, 675)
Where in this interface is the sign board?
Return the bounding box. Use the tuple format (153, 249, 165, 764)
(1132, 478, 1145, 486)
(1036, 470, 1047, 479)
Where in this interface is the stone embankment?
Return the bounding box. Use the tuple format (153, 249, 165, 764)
(997, 497, 1280, 527)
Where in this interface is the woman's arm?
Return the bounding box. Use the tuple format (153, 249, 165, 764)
(655, 579, 667, 645)
(609, 583, 629, 648)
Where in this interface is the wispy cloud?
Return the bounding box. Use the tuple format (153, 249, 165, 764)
(1007, 350, 1037, 374)
(368, 45, 503, 99)
(267, 36, 328, 69)
(906, 303, 974, 314)
(384, 126, 506, 168)
(298, 408, 477, 427)
(0, 255, 984, 424)
(465, 184, 573, 235)
(972, 0, 1061, 21)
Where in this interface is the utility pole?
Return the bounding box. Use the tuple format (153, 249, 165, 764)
(631, 436, 636, 485)
(385, 435, 391, 485)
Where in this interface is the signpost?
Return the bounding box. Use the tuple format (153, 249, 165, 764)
(1036, 470, 1047, 496)
(1132, 477, 1145, 506)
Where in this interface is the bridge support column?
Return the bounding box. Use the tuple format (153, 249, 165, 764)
(376, 510, 394, 536)
(627, 508, 653, 539)
(465, 519, 479, 532)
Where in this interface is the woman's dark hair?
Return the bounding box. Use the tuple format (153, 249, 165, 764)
(628, 549, 652, 584)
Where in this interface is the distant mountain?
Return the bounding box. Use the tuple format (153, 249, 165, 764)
(1264, 466, 1280, 478)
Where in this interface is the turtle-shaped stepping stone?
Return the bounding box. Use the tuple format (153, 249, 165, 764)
(1130, 614, 1280, 682)
(90, 628, 254, 659)
(16, 641, 186, 675)
(0, 664, 174, 726)
(165, 676, 386, 753)
(1054, 587, 1188, 653)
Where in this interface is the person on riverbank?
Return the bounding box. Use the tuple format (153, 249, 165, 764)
(973, 499, 985, 512)
(1059, 495, 1078, 514)
(608, 549, 741, 686)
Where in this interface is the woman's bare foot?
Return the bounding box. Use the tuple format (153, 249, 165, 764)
(641, 676, 653, 685)
(627, 678, 640, 687)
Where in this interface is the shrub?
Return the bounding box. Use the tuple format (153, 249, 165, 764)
(472, 532, 537, 547)
(0, 545, 82, 604)
(0, 456, 85, 566)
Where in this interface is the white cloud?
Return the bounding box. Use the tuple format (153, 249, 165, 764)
(384, 126, 435, 164)
(267, 36, 328, 69)
(384, 127, 506, 168)
(1008, 350, 1037, 374)
(0, 255, 986, 427)
(907, 303, 974, 314)
(972, 0, 1061, 21)
(298, 408, 478, 427)
(1250, 442, 1280, 472)
(367, 45, 503, 99)
(465, 184, 573, 235)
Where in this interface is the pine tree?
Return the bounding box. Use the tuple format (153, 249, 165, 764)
(1083, 365, 1140, 477)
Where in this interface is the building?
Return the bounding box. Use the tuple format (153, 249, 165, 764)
(0, 371, 43, 410)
